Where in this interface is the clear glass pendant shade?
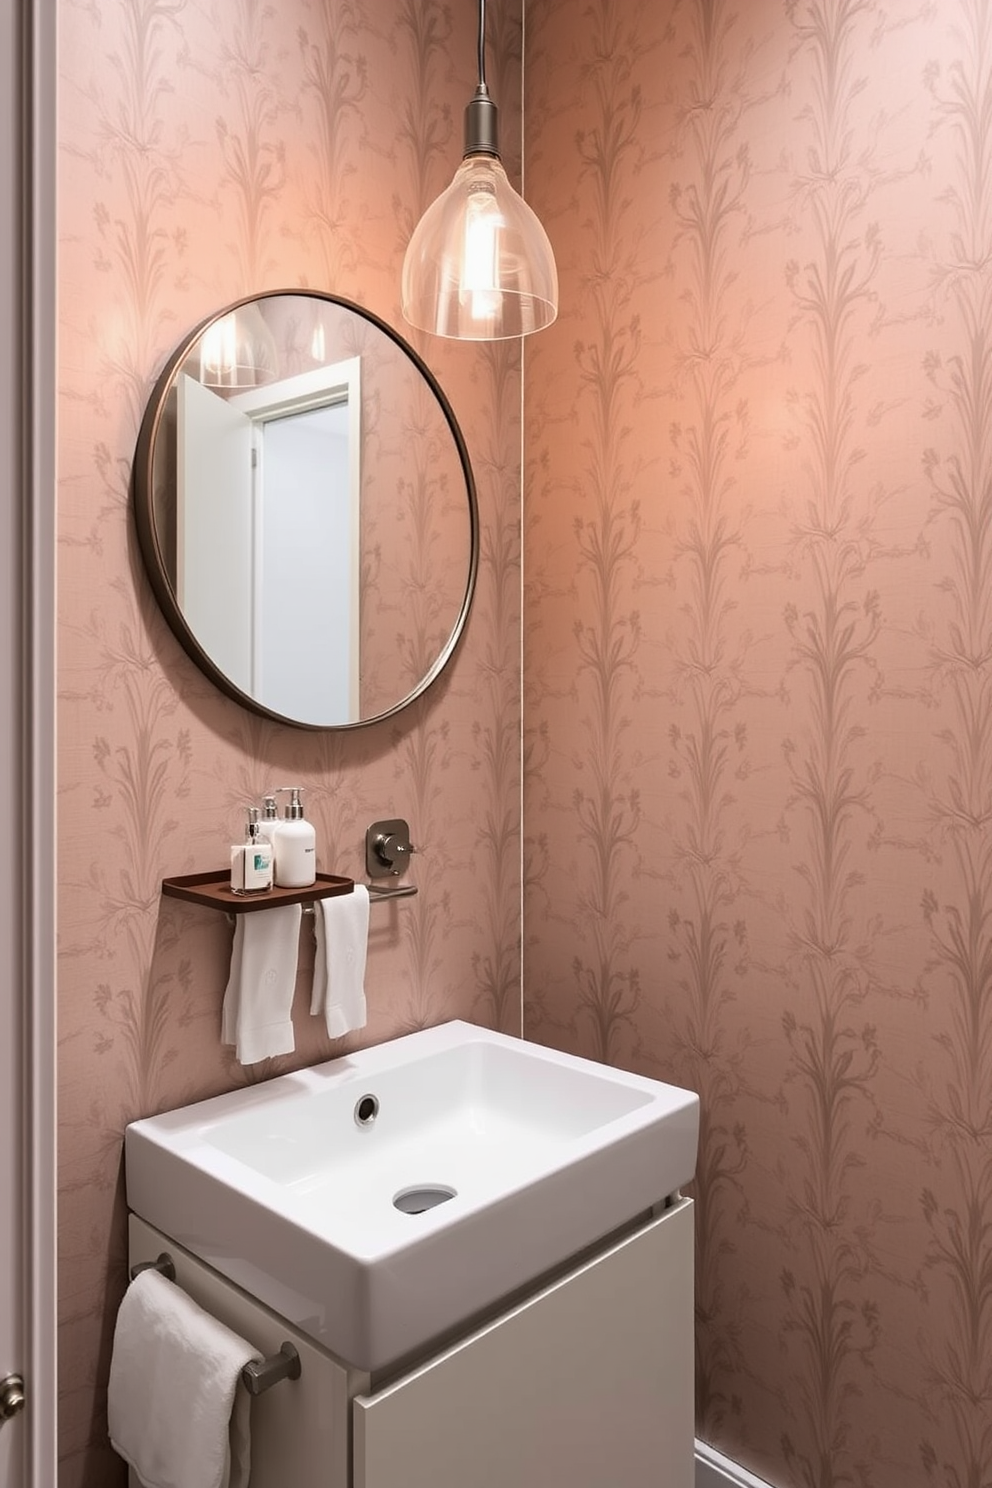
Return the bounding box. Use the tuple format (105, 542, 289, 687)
(402, 153, 558, 341)
(198, 303, 279, 389)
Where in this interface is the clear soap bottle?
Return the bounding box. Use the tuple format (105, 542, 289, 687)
(257, 794, 280, 849)
(231, 806, 274, 894)
(273, 787, 316, 888)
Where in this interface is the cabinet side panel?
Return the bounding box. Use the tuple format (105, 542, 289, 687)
(126, 1216, 358, 1488)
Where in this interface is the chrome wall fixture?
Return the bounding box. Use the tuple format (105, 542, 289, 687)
(365, 818, 419, 902)
(401, 0, 558, 340)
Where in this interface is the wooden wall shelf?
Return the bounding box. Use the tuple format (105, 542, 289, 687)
(161, 870, 355, 914)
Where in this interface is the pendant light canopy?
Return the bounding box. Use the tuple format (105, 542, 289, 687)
(401, 0, 558, 341)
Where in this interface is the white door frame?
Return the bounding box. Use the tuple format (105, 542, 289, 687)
(0, 0, 57, 1481)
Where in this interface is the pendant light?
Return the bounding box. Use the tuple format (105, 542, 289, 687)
(198, 303, 279, 390)
(401, 0, 558, 341)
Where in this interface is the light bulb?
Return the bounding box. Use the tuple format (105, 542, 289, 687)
(200, 314, 239, 385)
(462, 184, 502, 323)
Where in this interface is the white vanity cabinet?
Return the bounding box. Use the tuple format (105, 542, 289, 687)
(128, 1198, 694, 1488)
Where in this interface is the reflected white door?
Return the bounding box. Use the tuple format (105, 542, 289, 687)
(177, 373, 255, 693)
(257, 403, 358, 721)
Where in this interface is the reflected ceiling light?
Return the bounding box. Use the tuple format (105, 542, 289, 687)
(199, 303, 279, 389)
(401, 0, 558, 341)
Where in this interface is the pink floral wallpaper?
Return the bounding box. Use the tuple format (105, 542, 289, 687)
(526, 1, 992, 1485)
(59, 0, 992, 1485)
(56, 0, 521, 1483)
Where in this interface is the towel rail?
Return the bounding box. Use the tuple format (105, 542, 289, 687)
(128, 1253, 303, 1395)
(300, 882, 419, 910)
(224, 881, 418, 924)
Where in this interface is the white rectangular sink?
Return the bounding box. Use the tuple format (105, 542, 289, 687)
(125, 1020, 699, 1371)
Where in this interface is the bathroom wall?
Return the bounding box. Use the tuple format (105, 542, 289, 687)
(525, 1, 992, 1486)
(56, 0, 522, 1482)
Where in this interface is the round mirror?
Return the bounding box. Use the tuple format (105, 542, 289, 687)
(133, 290, 479, 729)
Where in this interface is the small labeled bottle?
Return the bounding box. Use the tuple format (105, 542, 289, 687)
(231, 806, 274, 895)
(273, 787, 316, 888)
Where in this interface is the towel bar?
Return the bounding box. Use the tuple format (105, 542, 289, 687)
(224, 882, 418, 924)
(129, 1253, 303, 1395)
(301, 882, 419, 910)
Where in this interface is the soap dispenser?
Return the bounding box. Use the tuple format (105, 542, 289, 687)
(231, 806, 274, 895)
(273, 787, 316, 888)
(257, 794, 280, 848)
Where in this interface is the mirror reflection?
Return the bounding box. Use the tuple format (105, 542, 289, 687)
(134, 291, 478, 729)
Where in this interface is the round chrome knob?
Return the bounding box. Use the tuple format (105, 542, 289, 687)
(0, 1373, 25, 1423)
(374, 833, 408, 869)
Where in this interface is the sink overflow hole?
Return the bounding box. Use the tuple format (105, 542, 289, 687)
(393, 1185, 457, 1215)
(354, 1094, 379, 1127)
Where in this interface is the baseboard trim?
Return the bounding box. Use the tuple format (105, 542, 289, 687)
(695, 1439, 776, 1488)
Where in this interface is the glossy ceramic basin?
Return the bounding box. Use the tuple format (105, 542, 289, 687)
(125, 1020, 699, 1371)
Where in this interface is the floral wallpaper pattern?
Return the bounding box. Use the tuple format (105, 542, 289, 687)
(56, 0, 522, 1483)
(526, 1, 992, 1485)
(58, 0, 992, 1484)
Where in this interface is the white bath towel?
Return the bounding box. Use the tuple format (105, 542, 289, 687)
(108, 1268, 259, 1488)
(221, 904, 302, 1064)
(311, 885, 369, 1038)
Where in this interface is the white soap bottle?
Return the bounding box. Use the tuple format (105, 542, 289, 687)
(273, 787, 317, 888)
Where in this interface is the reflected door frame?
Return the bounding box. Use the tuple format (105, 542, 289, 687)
(0, 0, 57, 1483)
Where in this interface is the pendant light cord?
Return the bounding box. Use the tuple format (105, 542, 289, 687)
(477, 0, 487, 92)
(465, 0, 498, 156)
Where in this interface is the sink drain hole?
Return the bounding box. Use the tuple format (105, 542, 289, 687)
(393, 1185, 457, 1215)
(354, 1094, 379, 1127)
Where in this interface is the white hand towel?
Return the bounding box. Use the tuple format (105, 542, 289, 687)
(311, 885, 369, 1038)
(221, 904, 302, 1065)
(108, 1268, 259, 1488)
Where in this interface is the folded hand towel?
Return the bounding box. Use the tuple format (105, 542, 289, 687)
(221, 904, 302, 1065)
(311, 885, 369, 1038)
(108, 1268, 259, 1488)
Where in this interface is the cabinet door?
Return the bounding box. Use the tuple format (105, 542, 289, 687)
(354, 1200, 694, 1488)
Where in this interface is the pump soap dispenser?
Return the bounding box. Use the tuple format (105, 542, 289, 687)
(273, 787, 317, 888)
(258, 794, 280, 849)
(231, 806, 274, 895)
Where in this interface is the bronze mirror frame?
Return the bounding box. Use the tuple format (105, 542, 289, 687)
(132, 288, 480, 730)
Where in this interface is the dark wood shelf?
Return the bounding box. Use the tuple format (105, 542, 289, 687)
(161, 869, 355, 914)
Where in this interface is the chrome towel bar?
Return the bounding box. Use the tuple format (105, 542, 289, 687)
(301, 882, 418, 910)
(129, 1253, 303, 1396)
